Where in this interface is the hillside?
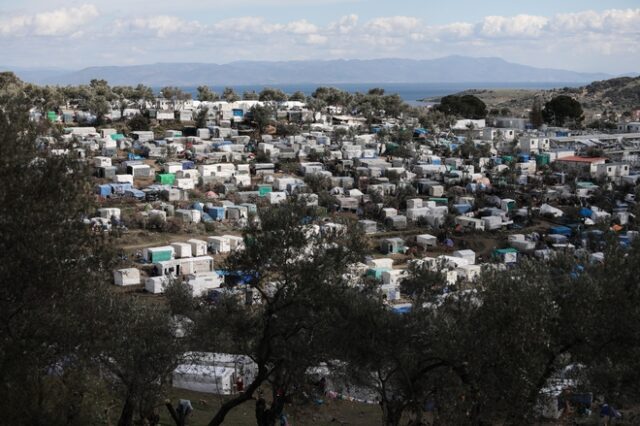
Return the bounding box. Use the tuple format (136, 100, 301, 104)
(447, 76, 640, 118)
(4, 56, 610, 86)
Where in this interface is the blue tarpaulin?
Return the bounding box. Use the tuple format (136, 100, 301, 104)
(579, 208, 593, 217)
(453, 204, 473, 214)
(96, 184, 111, 197)
(124, 189, 145, 200)
(110, 183, 133, 194)
(550, 226, 572, 236)
(206, 207, 225, 220)
(201, 212, 213, 223)
(392, 305, 412, 314)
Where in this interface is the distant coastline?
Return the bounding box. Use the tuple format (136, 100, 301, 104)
(174, 82, 583, 105)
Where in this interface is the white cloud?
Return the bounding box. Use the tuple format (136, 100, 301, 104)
(213, 17, 283, 34)
(285, 19, 318, 34)
(433, 22, 475, 39)
(552, 8, 640, 34)
(305, 34, 328, 45)
(0, 15, 32, 35)
(480, 14, 548, 38)
(328, 14, 359, 34)
(0, 4, 98, 37)
(123, 15, 203, 37)
(365, 16, 421, 34)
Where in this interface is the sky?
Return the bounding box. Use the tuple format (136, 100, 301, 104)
(0, 0, 639, 74)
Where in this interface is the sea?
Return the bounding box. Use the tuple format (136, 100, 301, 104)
(178, 82, 583, 106)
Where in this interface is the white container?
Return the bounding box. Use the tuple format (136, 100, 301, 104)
(171, 242, 193, 259)
(113, 268, 140, 286)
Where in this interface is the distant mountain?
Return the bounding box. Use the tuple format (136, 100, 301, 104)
(4, 56, 613, 86)
(4, 66, 73, 84)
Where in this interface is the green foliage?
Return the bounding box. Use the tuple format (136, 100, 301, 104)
(0, 86, 181, 426)
(242, 90, 259, 100)
(91, 298, 182, 426)
(417, 108, 456, 131)
(543, 95, 584, 127)
(437, 95, 487, 119)
(249, 104, 275, 133)
(196, 85, 219, 101)
(127, 113, 150, 131)
(312, 86, 352, 107)
(529, 98, 545, 129)
(222, 87, 239, 103)
(161, 86, 191, 101)
(275, 121, 300, 137)
(305, 96, 327, 122)
(194, 107, 209, 128)
(0, 86, 115, 424)
(289, 90, 306, 102)
(258, 87, 288, 102)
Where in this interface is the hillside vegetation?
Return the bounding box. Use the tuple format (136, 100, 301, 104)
(447, 76, 640, 119)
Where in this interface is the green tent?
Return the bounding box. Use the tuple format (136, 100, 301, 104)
(156, 174, 176, 185)
(258, 185, 272, 197)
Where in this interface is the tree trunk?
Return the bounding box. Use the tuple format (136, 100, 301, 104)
(208, 373, 266, 426)
(381, 400, 404, 426)
(117, 394, 135, 426)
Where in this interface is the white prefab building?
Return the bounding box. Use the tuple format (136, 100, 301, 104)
(113, 174, 134, 185)
(456, 264, 482, 282)
(128, 164, 154, 178)
(171, 242, 193, 259)
(406, 198, 423, 209)
(382, 208, 398, 218)
(407, 207, 430, 222)
(188, 239, 208, 257)
(483, 128, 515, 142)
(175, 178, 195, 190)
(452, 249, 476, 265)
(483, 215, 504, 230)
(154, 256, 214, 277)
(367, 258, 394, 269)
(455, 216, 485, 231)
(208, 236, 231, 254)
(380, 283, 400, 301)
(225, 235, 245, 251)
(416, 234, 438, 248)
(164, 162, 182, 174)
(94, 156, 112, 167)
(113, 268, 140, 286)
(145, 276, 171, 294)
(172, 352, 257, 395)
(595, 163, 630, 179)
(173, 364, 235, 394)
(267, 192, 287, 204)
(99, 207, 121, 221)
(520, 136, 550, 153)
(186, 272, 223, 297)
(382, 269, 407, 286)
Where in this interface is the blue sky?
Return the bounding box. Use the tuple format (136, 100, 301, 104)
(1, 0, 639, 74)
